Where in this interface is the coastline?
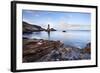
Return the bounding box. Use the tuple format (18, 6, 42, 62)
(23, 38, 91, 63)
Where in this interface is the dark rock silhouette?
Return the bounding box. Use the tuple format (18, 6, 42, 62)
(23, 22, 56, 34)
(46, 24, 56, 32)
(62, 30, 66, 32)
(23, 21, 45, 33)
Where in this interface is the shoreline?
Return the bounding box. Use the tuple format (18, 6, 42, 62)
(23, 38, 91, 63)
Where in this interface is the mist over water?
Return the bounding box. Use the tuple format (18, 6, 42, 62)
(23, 30, 91, 49)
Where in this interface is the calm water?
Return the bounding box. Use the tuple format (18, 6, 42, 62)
(23, 30, 91, 49)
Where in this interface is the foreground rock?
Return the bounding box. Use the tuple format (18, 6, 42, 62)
(23, 39, 91, 62)
(80, 42, 91, 59)
(38, 45, 91, 62)
(23, 39, 63, 62)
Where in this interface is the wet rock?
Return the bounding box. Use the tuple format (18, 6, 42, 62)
(83, 43, 91, 54)
(23, 39, 91, 62)
(23, 39, 63, 62)
(60, 47, 81, 60)
(80, 53, 91, 59)
(50, 50, 61, 61)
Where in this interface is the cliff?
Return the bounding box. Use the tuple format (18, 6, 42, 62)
(23, 21, 45, 33)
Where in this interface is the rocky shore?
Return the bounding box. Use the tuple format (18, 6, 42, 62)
(23, 38, 91, 63)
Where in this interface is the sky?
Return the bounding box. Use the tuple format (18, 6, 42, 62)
(22, 10, 91, 30)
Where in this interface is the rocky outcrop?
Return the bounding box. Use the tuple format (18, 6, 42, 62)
(83, 43, 91, 54)
(23, 38, 91, 62)
(50, 28, 56, 31)
(23, 39, 63, 62)
(39, 44, 91, 61)
(23, 21, 45, 33)
(23, 21, 57, 33)
(62, 30, 66, 32)
(79, 43, 91, 59)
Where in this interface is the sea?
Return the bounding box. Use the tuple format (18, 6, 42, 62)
(23, 30, 91, 49)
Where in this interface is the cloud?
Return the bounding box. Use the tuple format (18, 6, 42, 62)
(57, 23, 91, 30)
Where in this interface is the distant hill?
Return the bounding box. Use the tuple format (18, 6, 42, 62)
(23, 21, 45, 33)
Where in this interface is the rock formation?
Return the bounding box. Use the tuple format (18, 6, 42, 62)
(23, 38, 91, 62)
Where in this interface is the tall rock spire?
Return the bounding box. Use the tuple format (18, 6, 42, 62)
(47, 24, 50, 31)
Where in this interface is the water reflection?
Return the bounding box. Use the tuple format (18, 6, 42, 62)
(47, 31, 50, 40)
